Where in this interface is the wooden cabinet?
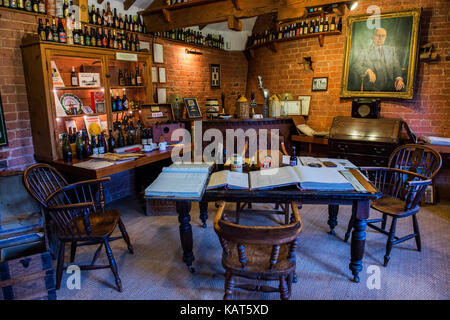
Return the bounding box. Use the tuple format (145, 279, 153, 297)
(20, 35, 153, 162)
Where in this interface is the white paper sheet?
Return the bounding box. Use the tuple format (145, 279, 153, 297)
(153, 43, 164, 63)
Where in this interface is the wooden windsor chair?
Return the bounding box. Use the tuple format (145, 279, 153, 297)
(23, 164, 133, 292)
(344, 144, 442, 266)
(214, 201, 302, 300)
(344, 168, 432, 266)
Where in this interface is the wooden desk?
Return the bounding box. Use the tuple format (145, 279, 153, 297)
(52, 148, 178, 179)
(150, 176, 381, 283)
(291, 135, 329, 154)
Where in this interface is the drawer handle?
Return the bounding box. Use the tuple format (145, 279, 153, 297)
(19, 258, 32, 268)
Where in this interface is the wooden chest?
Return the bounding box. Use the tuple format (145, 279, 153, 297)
(0, 251, 56, 300)
(328, 117, 415, 167)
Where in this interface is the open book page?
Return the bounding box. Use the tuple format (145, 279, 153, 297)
(292, 166, 354, 191)
(249, 167, 300, 190)
(226, 171, 249, 189)
(318, 158, 358, 169)
(145, 172, 209, 199)
(207, 170, 249, 190)
(164, 163, 213, 173)
(207, 171, 228, 190)
(299, 157, 324, 167)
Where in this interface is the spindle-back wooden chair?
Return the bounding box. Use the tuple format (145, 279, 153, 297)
(344, 168, 432, 266)
(214, 201, 302, 300)
(23, 164, 133, 292)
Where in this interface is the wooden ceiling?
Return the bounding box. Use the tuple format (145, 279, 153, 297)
(139, 0, 350, 32)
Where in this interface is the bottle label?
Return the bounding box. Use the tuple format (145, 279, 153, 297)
(93, 147, 99, 155)
(99, 146, 105, 154)
(59, 32, 67, 43)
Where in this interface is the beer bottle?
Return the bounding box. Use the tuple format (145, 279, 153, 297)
(75, 132, 84, 160)
(117, 125, 125, 147)
(324, 16, 329, 32)
(37, 18, 46, 41)
(57, 19, 67, 43)
(108, 129, 116, 152)
(62, 134, 73, 162)
(330, 17, 336, 31)
(99, 133, 106, 154)
(92, 135, 99, 155)
(290, 146, 298, 166)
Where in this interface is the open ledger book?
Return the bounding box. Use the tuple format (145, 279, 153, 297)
(207, 166, 355, 191)
(145, 163, 213, 199)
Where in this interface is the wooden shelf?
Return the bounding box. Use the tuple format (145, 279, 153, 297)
(152, 34, 225, 52)
(57, 113, 107, 118)
(80, 21, 145, 36)
(55, 86, 104, 90)
(110, 86, 145, 89)
(0, 6, 51, 18)
(246, 30, 341, 52)
(142, 0, 226, 15)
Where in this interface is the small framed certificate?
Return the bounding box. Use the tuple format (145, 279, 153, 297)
(184, 98, 202, 119)
(159, 67, 166, 83)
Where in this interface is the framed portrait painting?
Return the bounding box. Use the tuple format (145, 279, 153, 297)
(341, 9, 421, 99)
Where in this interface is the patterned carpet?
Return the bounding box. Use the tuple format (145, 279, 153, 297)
(56, 198, 449, 300)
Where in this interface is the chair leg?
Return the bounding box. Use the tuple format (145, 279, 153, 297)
(104, 239, 122, 292)
(70, 241, 77, 263)
(412, 214, 421, 252)
(381, 214, 388, 230)
(224, 270, 234, 300)
(344, 215, 355, 243)
(384, 217, 398, 267)
(279, 275, 290, 300)
(118, 217, 134, 254)
(56, 241, 65, 290)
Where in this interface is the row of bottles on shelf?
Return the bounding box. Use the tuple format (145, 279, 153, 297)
(164, 0, 189, 5)
(86, 2, 146, 34)
(0, 0, 46, 14)
(118, 67, 143, 87)
(38, 17, 141, 51)
(111, 91, 129, 112)
(62, 121, 154, 162)
(247, 16, 342, 47)
(152, 28, 225, 50)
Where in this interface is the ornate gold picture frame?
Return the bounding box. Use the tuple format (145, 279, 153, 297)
(341, 9, 421, 99)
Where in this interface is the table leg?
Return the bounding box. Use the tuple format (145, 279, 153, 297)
(349, 199, 370, 283)
(176, 200, 195, 273)
(327, 204, 339, 235)
(199, 200, 208, 228)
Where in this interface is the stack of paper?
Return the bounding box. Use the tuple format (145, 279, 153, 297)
(145, 164, 212, 199)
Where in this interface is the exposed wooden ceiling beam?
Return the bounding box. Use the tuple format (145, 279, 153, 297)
(124, 0, 137, 11)
(140, 0, 344, 32)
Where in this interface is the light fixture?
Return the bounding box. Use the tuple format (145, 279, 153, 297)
(185, 48, 202, 55)
(346, 1, 358, 11)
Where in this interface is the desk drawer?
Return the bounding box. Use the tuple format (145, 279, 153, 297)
(329, 140, 395, 157)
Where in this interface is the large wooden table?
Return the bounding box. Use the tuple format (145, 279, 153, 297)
(148, 171, 381, 283)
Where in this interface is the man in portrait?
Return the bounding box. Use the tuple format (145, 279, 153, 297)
(349, 28, 406, 92)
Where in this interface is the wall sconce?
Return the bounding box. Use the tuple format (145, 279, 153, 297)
(185, 48, 203, 55)
(346, 1, 358, 11)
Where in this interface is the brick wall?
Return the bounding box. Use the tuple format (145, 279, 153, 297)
(246, 0, 450, 138)
(151, 37, 248, 116)
(0, 6, 247, 172)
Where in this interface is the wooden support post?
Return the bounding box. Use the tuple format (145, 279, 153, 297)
(162, 8, 171, 23)
(227, 15, 242, 31)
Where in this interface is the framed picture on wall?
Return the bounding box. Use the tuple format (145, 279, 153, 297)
(312, 77, 328, 91)
(341, 8, 421, 99)
(210, 64, 220, 88)
(183, 98, 202, 119)
(0, 94, 8, 146)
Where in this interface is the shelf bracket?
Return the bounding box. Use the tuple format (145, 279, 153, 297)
(231, 0, 242, 10)
(124, 0, 137, 11)
(162, 8, 171, 23)
(268, 42, 277, 53)
(318, 34, 324, 47)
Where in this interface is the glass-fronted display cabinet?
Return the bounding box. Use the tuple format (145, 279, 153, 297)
(21, 35, 152, 162)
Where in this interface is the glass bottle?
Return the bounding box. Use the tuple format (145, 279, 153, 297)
(92, 135, 99, 155)
(71, 66, 78, 86)
(75, 132, 84, 160)
(117, 124, 125, 147)
(62, 134, 73, 162)
(290, 146, 297, 166)
(37, 18, 45, 41)
(99, 133, 106, 154)
(108, 129, 116, 152)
